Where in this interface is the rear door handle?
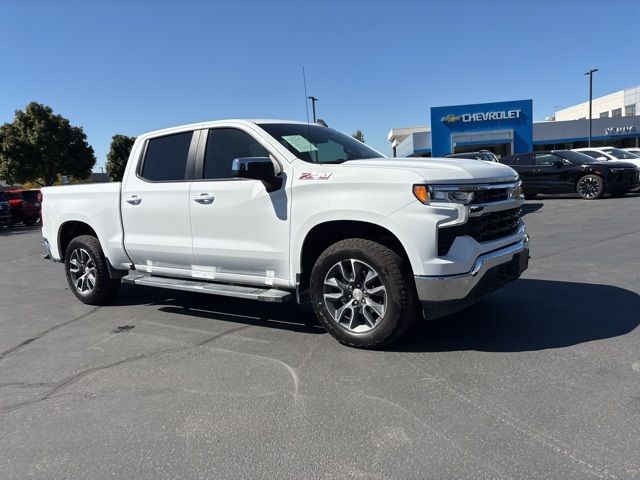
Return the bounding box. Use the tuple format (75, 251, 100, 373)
(193, 193, 214, 204)
(126, 195, 142, 205)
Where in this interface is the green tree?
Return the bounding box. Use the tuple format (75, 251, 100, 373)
(0, 102, 95, 186)
(352, 129, 365, 143)
(106, 134, 136, 181)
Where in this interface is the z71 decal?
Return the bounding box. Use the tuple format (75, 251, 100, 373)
(299, 171, 332, 180)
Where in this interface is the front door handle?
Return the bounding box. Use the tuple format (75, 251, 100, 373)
(193, 193, 214, 204)
(126, 195, 142, 205)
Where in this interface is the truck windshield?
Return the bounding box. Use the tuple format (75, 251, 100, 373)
(258, 123, 384, 164)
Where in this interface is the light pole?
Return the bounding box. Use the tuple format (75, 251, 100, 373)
(307, 96, 318, 123)
(584, 68, 598, 147)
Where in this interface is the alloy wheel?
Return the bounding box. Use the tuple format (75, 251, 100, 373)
(323, 259, 387, 333)
(68, 248, 97, 294)
(578, 177, 601, 199)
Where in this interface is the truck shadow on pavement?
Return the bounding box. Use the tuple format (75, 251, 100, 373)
(393, 278, 640, 353)
(113, 278, 639, 352)
(114, 284, 325, 335)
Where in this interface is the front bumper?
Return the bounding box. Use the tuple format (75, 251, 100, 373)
(415, 234, 529, 302)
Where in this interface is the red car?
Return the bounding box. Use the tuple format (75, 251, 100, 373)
(4, 189, 41, 226)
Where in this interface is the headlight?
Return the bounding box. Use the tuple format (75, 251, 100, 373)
(412, 184, 474, 205)
(430, 189, 475, 204)
(508, 180, 523, 199)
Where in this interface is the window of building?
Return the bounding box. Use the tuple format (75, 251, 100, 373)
(612, 108, 622, 117)
(625, 105, 636, 116)
(203, 128, 270, 180)
(140, 132, 193, 181)
(599, 111, 609, 118)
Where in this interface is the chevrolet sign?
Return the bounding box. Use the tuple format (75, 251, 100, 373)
(441, 109, 522, 124)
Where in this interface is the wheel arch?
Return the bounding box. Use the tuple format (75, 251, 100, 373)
(297, 220, 411, 298)
(57, 221, 127, 279)
(58, 220, 98, 259)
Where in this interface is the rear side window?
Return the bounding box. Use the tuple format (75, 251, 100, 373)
(203, 128, 270, 179)
(535, 153, 559, 166)
(505, 155, 532, 166)
(140, 132, 193, 181)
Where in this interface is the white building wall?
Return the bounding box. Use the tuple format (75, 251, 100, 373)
(555, 86, 640, 120)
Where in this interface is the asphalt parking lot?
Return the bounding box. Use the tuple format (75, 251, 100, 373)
(1, 193, 639, 480)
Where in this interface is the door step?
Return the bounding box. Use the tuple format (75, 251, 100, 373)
(122, 274, 292, 303)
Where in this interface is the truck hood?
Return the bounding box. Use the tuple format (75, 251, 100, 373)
(342, 157, 519, 184)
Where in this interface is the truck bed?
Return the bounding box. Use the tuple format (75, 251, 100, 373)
(41, 182, 130, 268)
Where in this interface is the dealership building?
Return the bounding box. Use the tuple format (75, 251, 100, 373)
(388, 85, 640, 157)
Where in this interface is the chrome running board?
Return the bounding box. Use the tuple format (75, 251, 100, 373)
(122, 274, 292, 303)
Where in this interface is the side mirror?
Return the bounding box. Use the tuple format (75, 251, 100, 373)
(232, 157, 282, 192)
(596, 156, 608, 161)
(553, 160, 564, 168)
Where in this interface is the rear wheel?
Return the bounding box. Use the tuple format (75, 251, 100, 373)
(64, 235, 121, 305)
(576, 175, 604, 200)
(24, 217, 37, 226)
(309, 238, 417, 348)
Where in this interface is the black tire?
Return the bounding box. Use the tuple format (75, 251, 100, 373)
(309, 238, 418, 348)
(64, 235, 121, 305)
(24, 217, 37, 226)
(576, 174, 604, 200)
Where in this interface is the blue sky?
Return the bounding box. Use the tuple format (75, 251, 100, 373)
(1, 0, 639, 169)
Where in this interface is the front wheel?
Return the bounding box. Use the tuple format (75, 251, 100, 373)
(309, 238, 418, 348)
(576, 174, 604, 200)
(64, 235, 121, 305)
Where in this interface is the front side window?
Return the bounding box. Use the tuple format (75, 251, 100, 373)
(203, 128, 270, 179)
(555, 151, 597, 164)
(259, 123, 383, 164)
(140, 132, 193, 181)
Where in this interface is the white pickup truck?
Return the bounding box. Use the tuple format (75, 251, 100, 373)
(42, 120, 529, 347)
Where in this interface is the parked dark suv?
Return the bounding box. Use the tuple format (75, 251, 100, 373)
(500, 150, 639, 200)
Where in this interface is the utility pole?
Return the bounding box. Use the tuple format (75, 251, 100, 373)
(584, 68, 598, 147)
(307, 96, 318, 123)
